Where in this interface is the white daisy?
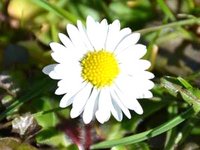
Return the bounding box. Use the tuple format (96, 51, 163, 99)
(42, 16, 154, 124)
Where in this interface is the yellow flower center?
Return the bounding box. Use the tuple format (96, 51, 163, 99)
(81, 50, 120, 88)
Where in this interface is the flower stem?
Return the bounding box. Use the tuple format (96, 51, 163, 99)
(135, 17, 200, 34)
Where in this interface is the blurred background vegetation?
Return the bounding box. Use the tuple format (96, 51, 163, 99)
(0, 0, 200, 149)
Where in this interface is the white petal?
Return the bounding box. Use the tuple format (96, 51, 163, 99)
(86, 16, 96, 28)
(115, 75, 136, 97)
(70, 84, 93, 118)
(132, 44, 147, 58)
(114, 87, 143, 114)
(42, 64, 66, 80)
(110, 89, 131, 119)
(143, 71, 155, 79)
(83, 89, 99, 124)
(43, 64, 60, 79)
(115, 75, 145, 114)
(115, 33, 140, 53)
(120, 60, 153, 77)
(50, 42, 67, 52)
(58, 33, 73, 48)
(144, 91, 153, 98)
(55, 63, 83, 85)
(98, 19, 109, 49)
(54, 66, 83, 95)
(113, 28, 132, 51)
(50, 42, 82, 64)
(137, 80, 154, 93)
(49, 64, 65, 77)
(116, 72, 154, 101)
(124, 100, 143, 114)
(105, 20, 121, 51)
(136, 60, 151, 70)
(138, 91, 153, 99)
(116, 44, 147, 60)
(57, 73, 81, 88)
(42, 64, 56, 75)
(67, 24, 88, 54)
(51, 52, 66, 64)
(59, 93, 74, 108)
(55, 86, 68, 95)
(56, 71, 83, 95)
(110, 98, 123, 121)
(129, 71, 155, 80)
(95, 88, 111, 124)
(86, 16, 98, 49)
(86, 16, 108, 50)
(59, 82, 86, 108)
(77, 20, 93, 50)
(50, 63, 80, 80)
(116, 74, 154, 98)
(53, 62, 81, 81)
(105, 25, 131, 53)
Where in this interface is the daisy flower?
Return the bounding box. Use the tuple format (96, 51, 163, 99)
(42, 16, 154, 124)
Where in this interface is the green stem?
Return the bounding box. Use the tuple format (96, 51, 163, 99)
(90, 107, 194, 149)
(135, 17, 200, 34)
(33, 107, 64, 117)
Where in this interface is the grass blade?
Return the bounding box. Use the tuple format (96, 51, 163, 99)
(31, 0, 79, 23)
(156, 0, 176, 21)
(90, 108, 194, 149)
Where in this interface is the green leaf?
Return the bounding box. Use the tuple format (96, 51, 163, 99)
(36, 127, 71, 148)
(33, 97, 58, 128)
(90, 108, 194, 149)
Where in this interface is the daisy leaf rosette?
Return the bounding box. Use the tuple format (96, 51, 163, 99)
(42, 16, 154, 124)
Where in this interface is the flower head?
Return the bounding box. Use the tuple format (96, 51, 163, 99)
(42, 16, 154, 124)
